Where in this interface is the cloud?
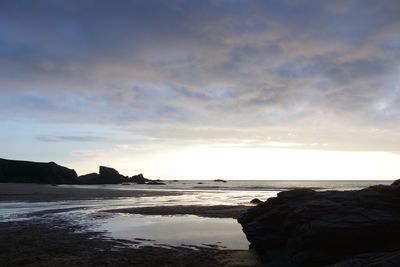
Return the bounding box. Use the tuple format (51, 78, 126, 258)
(36, 135, 109, 143)
(1, 0, 400, 152)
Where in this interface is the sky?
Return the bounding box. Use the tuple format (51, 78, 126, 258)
(1, 0, 400, 179)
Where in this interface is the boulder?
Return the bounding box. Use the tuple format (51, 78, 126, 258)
(0, 158, 77, 184)
(238, 181, 400, 266)
(250, 198, 263, 205)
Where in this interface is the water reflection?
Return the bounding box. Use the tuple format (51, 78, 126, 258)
(92, 213, 249, 250)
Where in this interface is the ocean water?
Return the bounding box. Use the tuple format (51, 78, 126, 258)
(61, 179, 393, 192)
(0, 180, 393, 250)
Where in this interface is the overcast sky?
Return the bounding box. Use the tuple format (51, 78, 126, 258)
(1, 0, 400, 179)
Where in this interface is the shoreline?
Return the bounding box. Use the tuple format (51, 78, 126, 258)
(0, 183, 260, 266)
(0, 183, 181, 202)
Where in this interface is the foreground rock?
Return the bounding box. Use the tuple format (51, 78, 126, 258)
(238, 181, 400, 267)
(0, 158, 77, 184)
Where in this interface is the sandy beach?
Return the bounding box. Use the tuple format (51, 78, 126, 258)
(105, 205, 250, 219)
(0, 219, 261, 267)
(0, 183, 261, 266)
(0, 183, 181, 202)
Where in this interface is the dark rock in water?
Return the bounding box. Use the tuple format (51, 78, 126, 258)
(238, 182, 400, 267)
(129, 173, 147, 184)
(250, 198, 263, 205)
(0, 158, 77, 184)
(146, 181, 166, 185)
(197, 182, 204, 184)
(214, 179, 227, 183)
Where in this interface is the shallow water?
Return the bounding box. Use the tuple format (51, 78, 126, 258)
(91, 213, 249, 249)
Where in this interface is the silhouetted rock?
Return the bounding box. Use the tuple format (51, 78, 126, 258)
(77, 166, 126, 184)
(77, 173, 100, 184)
(0, 158, 77, 184)
(391, 179, 400, 186)
(238, 182, 400, 266)
(99, 166, 122, 180)
(214, 179, 227, 183)
(77, 167, 152, 185)
(250, 198, 263, 205)
(129, 173, 147, 184)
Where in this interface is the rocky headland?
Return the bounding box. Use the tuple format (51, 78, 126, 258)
(238, 180, 400, 266)
(0, 158, 78, 184)
(0, 158, 157, 185)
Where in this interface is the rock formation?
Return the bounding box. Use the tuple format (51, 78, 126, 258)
(238, 181, 400, 267)
(0, 158, 152, 185)
(77, 167, 152, 184)
(0, 158, 77, 184)
(129, 173, 148, 184)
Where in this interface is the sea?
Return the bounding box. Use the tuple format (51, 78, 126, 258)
(0, 180, 393, 250)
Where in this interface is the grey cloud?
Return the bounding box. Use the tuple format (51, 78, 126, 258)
(36, 135, 109, 143)
(1, 0, 400, 151)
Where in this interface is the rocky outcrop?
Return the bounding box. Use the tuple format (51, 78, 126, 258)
(238, 181, 400, 267)
(77, 167, 152, 184)
(77, 166, 126, 184)
(0, 158, 156, 185)
(129, 174, 148, 184)
(76, 172, 100, 184)
(0, 158, 77, 184)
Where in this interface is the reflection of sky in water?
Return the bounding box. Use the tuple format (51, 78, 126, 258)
(0, 189, 259, 249)
(92, 213, 249, 250)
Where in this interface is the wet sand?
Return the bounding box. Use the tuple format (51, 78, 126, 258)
(0, 218, 262, 267)
(106, 205, 251, 219)
(0, 183, 261, 266)
(0, 183, 180, 202)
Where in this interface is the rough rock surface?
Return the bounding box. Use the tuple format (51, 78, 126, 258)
(238, 181, 400, 267)
(0, 158, 77, 184)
